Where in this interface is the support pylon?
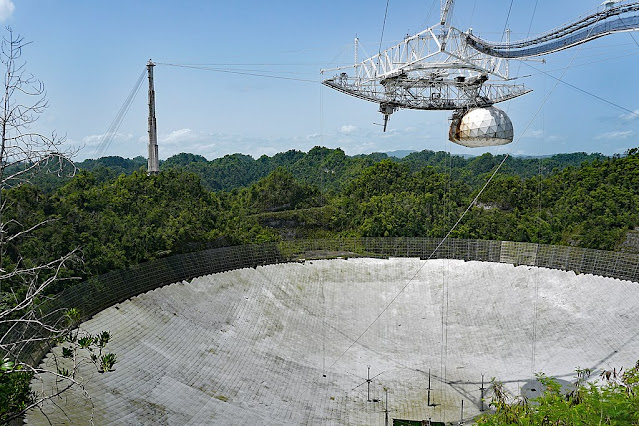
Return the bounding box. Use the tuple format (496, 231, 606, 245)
(147, 59, 159, 174)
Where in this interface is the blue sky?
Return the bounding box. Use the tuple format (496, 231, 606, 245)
(5, 0, 639, 160)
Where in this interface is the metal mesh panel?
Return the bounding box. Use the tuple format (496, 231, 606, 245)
(6, 238, 639, 368)
(500, 241, 538, 265)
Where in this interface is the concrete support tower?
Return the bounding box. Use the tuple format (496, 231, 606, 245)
(147, 59, 159, 174)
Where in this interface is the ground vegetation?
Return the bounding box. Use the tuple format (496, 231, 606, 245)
(477, 363, 639, 425)
(0, 29, 115, 424)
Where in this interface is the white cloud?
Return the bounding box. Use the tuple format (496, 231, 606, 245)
(524, 129, 544, 139)
(159, 128, 214, 146)
(76, 132, 136, 160)
(620, 109, 639, 121)
(339, 124, 358, 134)
(595, 130, 635, 140)
(161, 128, 192, 144)
(379, 128, 398, 137)
(82, 132, 133, 147)
(0, 0, 14, 21)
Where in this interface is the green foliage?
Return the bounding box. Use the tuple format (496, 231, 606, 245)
(79, 156, 147, 174)
(241, 167, 320, 213)
(21, 146, 607, 195)
(75, 148, 604, 194)
(1, 310, 118, 421)
(4, 147, 638, 286)
(60, 326, 117, 374)
(0, 364, 34, 424)
(477, 363, 639, 425)
(98, 353, 117, 373)
(162, 152, 208, 168)
(33, 169, 227, 279)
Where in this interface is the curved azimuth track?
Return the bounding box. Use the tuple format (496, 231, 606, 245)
(321, 0, 639, 139)
(467, 1, 639, 58)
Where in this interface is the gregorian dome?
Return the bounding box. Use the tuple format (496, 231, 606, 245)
(449, 106, 514, 147)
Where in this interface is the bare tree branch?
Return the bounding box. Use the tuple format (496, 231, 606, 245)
(0, 27, 112, 423)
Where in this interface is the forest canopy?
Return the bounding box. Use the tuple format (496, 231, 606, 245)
(4, 146, 637, 287)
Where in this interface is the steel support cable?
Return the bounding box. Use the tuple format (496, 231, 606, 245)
(513, 17, 607, 378)
(526, 0, 540, 36)
(327, 15, 598, 374)
(421, 0, 439, 32)
(467, 5, 639, 58)
(469, 0, 478, 27)
(531, 58, 547, 380)
(616, 11, 639, 48)
(518, 49, 639, 77)
(500, 0, 515, 42)
(478, 3, 639, 49)
(161, 66, 314, 76)
(156, 62, 319, 83)
(162, 62, 325, 66)
(520, 3, 543, 378)
(510, 0, 540, 111)
(94, 67, 146, 158)
(376, 0, 391, 73)
(326, 41, 354, 67)
(379, 0, 391, 53)
(439, 137, 454, 422)
(519, 60, 639, 119)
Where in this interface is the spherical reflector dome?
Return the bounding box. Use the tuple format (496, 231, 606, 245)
(449, 106, 514, 147)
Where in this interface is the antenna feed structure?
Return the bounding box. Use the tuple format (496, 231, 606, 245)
(320, 0, 529, 146)
(379, 103, 397, 132)
(322, 0, 639, 146)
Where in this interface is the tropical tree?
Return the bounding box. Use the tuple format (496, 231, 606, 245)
(477, 363, 639, 425)
(0, 28, 114, 423)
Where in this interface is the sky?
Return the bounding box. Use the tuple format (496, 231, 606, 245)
(4, 0, 639, 161)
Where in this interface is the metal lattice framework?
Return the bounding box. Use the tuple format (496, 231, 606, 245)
(321, 26, 531, 116)
(321, 0, 639, 129)
(467, 1, 639, 58)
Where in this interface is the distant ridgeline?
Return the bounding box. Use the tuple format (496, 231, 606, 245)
(5, 146, 639, 284)
(20, 147, 607, 193)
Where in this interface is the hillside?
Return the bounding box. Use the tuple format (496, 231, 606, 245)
(3, 147, 636, 287)
(16, 148, 607, 194)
